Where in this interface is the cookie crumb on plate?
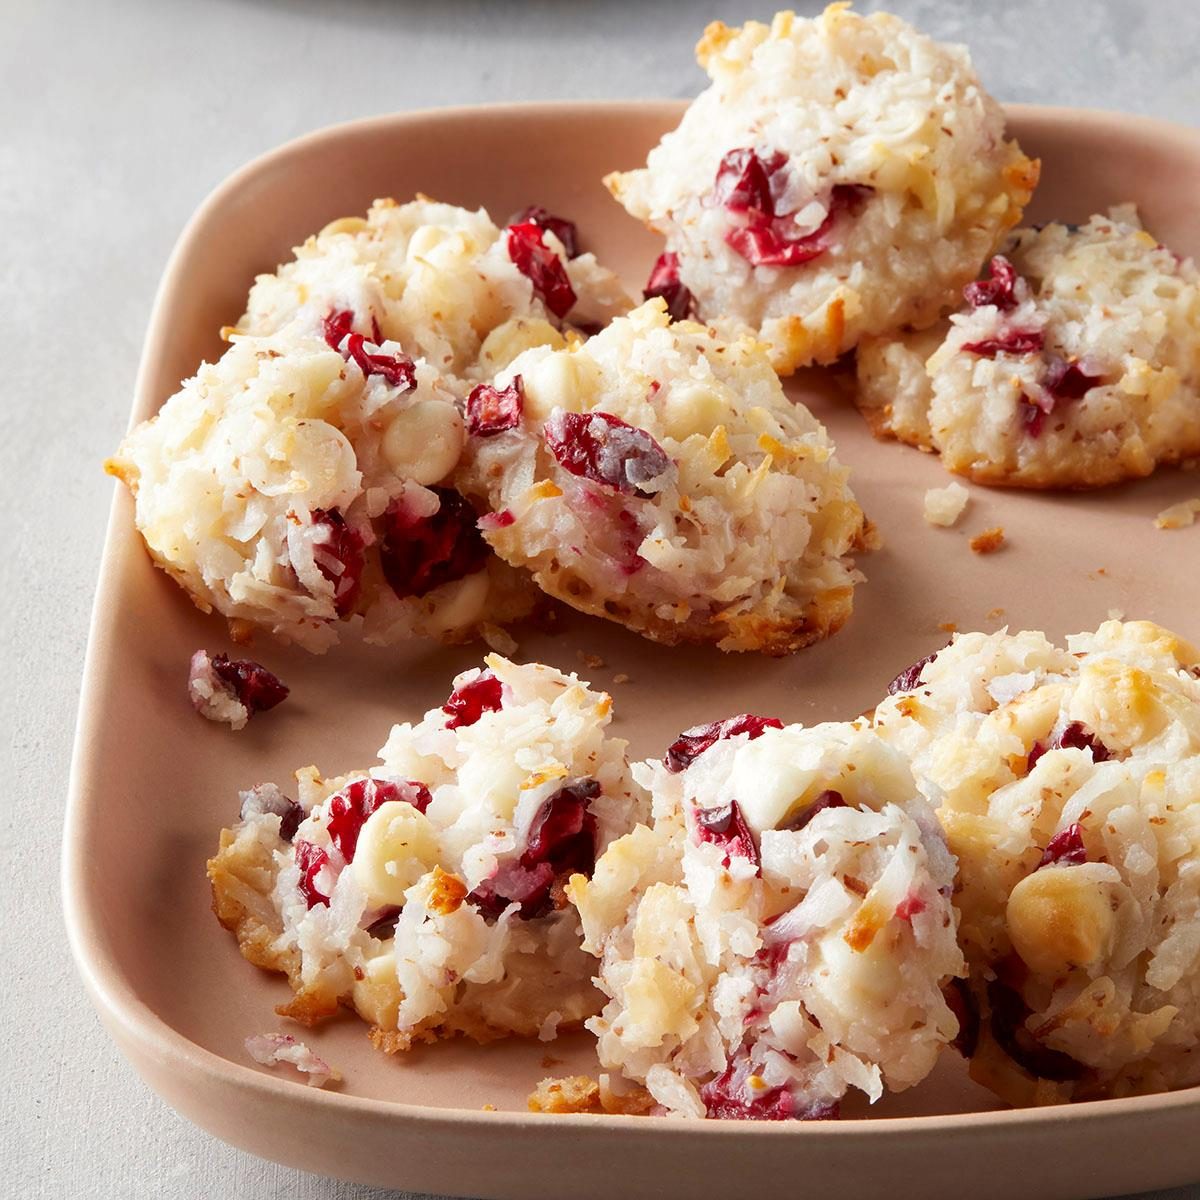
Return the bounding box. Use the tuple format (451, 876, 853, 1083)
(923, 482, 969, 527)
(1155, 498, 1200, 529)
(969, 527, 1006, 554)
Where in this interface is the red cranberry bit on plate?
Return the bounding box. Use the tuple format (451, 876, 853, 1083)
(326, 777, 433, 862)
(644, 251, 694, 322)
(466, 376, 524, 437)
(506, 222, 577, 318)
(310, 508, 365, 617)
(964, 256, 1020, 310)
(295, 840, 333, 909)
(468, 779, 600, 920)
(510, 205, 579, 259)
(664, 713, 783, 773)
(442, 670, 504, 729)
(379, 487, 490, 599)
(544, 410, 671, 497)
(189, 649, 290, 727)
(1036, 823, 1088, 870)
(694, 800, 759, 871)
(780, 789, 846, 833)
(962, 329, 1045, 358)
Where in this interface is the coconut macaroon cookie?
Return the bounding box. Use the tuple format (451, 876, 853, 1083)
(107, 321, 534, 652)
(875, 620, 1200, 1104)
(856, 208, 1200, 487)
(544, 717, 963, 1119)
(209, 656, 648, 1049)
(457, 300, 868, 654)
(606, 5, 1037, 372)
(237, 197, 632, 389)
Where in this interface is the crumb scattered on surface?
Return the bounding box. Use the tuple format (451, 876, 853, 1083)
(938, 621, 957, 634)
(986, 607, 1005, 620)
(244, 1034, 338, 1088)
(969, 526, 1006, 555)
(481, 1104, 496, 1112)
(923, 482, 970, 527)
(612, 673, 631, 685)
(528, 1076, 601, 1114)
(1155, 498, 1200, 529)
(578, 651, 606, 670)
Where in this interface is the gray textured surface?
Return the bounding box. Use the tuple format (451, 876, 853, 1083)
(5, 0, 1198, 1196)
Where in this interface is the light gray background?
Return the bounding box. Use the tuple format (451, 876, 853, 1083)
(4, 0, 1198, 1196)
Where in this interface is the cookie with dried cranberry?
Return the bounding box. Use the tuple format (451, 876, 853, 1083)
(606, 5, 1036, 372)
(107, 320, 534, 652)
(457, 299, 868, 655)
(873, 620, 1200, 1104)
(208, 656, 648, 1049)
(555, 718, 963, 1119)
(856, 208, 1200, 487)
(237, 197, 632, 389)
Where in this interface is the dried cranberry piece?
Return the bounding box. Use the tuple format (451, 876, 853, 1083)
(379, 488, 490, 599)
(442, 670, 504, 729)
(1027, 722, 1111, 771)
(209, 654, 290, 715)
(1019, 394, 1049, 439)
(964, 256, 1019, 310)
(1043, 356, 1103, 402)
(468, 779, 600, 920)
(695, 800, 759, 870)
(725, 184, 871, 268)
(895, 893, 928, 922)
(310, 508, 365, 617)
(544, 410, 671, 497)
(664, 714, 783, 773)
(326, 777, 432, 863)
(365, 906, 402, 939)
(322, 308, 416, 390)
(295, 840, 332, 909)
(700, 1060, 839, 1122)
(886, 646, 946, 696)
(987, 980, 1084, 1082)
(1037, 823, 1088, 870)
(239, 783, 304, 842)
(478, 509, 515, 532)
(321, 308, 356, 349)
(780, 789, 846, 833)
(712, 147, 789, 215)
(466, 376, 524, 437)
(510, 205, 579, 259)
(506, 222, 577, 318)
(644, 251, 694, 322)
(962, 329, 1045, 357)
(944, 978, 980, 1059)
(1058, 722, 1111, 760)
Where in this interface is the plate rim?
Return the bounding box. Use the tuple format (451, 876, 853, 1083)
(62, 98, 1200, 1150)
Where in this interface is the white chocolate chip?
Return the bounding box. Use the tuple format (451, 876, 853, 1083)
(352, 801, 440, 907)
(382, 399, 465, 485)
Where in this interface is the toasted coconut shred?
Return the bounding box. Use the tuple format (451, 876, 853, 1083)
(607, 4, 1036, 372)
(209, 657, 648, 1051)
(458, 300, 868, 654)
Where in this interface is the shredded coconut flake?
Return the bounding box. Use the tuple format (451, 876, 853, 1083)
(1155, 499, 1200, 530)
(923, 483, 970, 528)
(244, 1033, 339, 1088)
